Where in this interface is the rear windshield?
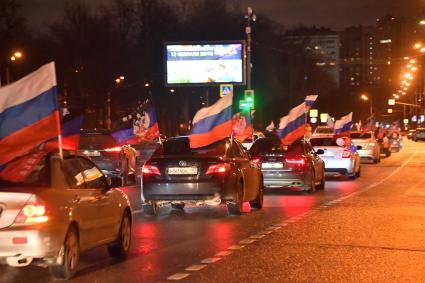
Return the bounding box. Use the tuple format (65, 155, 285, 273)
(0, 153, 50, 187)
(350, 133, 371, 139)
(153, 138, 227, 157)
(316, 128, 333, 134)
(310, 138, 340, 147)
(80, 133, 116, 148)
(250, 138, 303, 155)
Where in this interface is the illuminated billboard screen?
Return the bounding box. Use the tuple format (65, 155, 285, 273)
(165, 42, 245, 86)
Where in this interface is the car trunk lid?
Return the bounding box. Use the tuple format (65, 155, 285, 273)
(0, 189, 34, 229)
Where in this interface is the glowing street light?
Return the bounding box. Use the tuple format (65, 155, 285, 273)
(420, 20, 425, 25)
(360, 94, 368, 101)
(414, 43, 422, 49)
(409, 59, 416, 64)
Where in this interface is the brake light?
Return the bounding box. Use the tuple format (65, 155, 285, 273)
(251, 157, 260, 165)
(206, 163, 230, 175)
(104, 146, 122, 152)
(342, 149, 351, 158)
(14, 197, 49, 224)
(285, 157, 306, 166)
(142, 164, 161, 175)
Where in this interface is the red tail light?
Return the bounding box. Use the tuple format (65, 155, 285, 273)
(14, 196, 48, 224)
(104, 146, 122, 152)
(142, 164, 161, 175)
(206, 163, 230, 175)
(251, 157, 261, 165)
(285, 157, 306, 166)
(342, 149, 351, 158)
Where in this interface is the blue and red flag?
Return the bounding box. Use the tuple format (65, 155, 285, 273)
(46, 115, 83, 150)
(305, 95, 318, 110)
(0, 62, 60, 165)
(278, 102, 307, 145)
(334, 112, 353, 136)
(112, 105, 159, 145)
(189, 94, 233, 148)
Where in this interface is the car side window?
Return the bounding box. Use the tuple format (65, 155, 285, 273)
(77, 157, 108, 189)
(232, 141, 248, 159)
(62, 158, 86, 189)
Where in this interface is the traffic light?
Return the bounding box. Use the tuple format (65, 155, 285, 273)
(239, 99, 253, 111)
(244, 90, 254, 108)
(388, 99, 395, 106)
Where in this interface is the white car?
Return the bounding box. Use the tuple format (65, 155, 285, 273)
(350, 131, 380, 163)
(0, 152, 132, 279)
(310, 136, 361, 179)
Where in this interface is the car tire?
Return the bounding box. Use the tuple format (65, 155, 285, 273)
(249, 178, 264, 210)
(316, 171, 325, 190)
(49, 226, 79, 280)
(227, 181, 244, 215)
(107, 211, 132, 260)
(171, 202, 185, 210)
(142, 201, 158, 216)
(355, 167, 361, 178)
(307, 174, 316, 194)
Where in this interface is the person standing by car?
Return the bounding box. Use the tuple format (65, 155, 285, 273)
(381, 133, 390, 157)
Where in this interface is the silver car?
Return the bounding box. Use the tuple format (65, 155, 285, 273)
(350, 131, 381, 163)
(311, 136, 361, 179)
(0, 152, 132, 279)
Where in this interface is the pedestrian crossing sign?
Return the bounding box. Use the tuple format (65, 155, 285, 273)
(220, 84, 233, 97)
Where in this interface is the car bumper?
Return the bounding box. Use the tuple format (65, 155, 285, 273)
(143, 181, 226, 201)
(0, 224, 64, 265)
(322, 158, 355, 174)
(262, 171, 311, 191)
(357, 148, 378, 160)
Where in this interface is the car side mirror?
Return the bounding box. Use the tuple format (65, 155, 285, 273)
(107, 176, 122, 188)
(316, 149, 325, 155)
(356, 145, 362, 150)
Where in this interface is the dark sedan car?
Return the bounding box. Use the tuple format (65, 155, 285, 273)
(249, 137, 325, 193)
(142, 137, 264, 216)
(78, 130, 137, 185)
(413, 128, 425, 142)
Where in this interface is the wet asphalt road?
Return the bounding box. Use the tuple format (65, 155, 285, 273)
(2, 139, 425, 282)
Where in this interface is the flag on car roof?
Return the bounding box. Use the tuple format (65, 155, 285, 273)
(326, 114, 335, 129)
(0, 62, 60, 166)
(232, 110, 253, 142)
(277, 102, 307, 145)
(112, 103, 159, 145)
(189, 94, 233, 148)
(45, 115, 83, 150)
(334, 112, 353, 136)
(305, 95, 318, 110)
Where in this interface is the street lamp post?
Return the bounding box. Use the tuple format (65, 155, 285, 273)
(0, 51, 24, 87)
(360, 94, 373, 118)
(245, 7, 256, 90)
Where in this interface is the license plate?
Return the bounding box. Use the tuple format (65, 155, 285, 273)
(262, 162, 283, 169)
(83, 150, 101, 157)
(168, 167, 198, 175)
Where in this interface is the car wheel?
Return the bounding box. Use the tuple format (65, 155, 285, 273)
(307, 174, 316, 193)
(108, 211, 132, 260)
(49, 226, 79, 280)
(142, 201, 158, 216)
(249, 178, 264, 210)
(171, 202, 185, 210)
(227, 181, 243, 215)
(355, 167, 361, 178)
(316, 171, 325, 190)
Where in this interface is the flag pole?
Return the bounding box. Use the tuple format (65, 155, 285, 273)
(55, 111, 63, 159)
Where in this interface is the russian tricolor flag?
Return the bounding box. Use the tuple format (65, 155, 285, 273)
(278, 102, 306, 145)
(0, 62, 60, 165)
(189, 94, 233, 148)
(305, 95, 318, 110)
(334, 112, 353, 136)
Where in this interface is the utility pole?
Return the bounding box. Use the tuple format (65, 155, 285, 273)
(245, 7, 256, 90)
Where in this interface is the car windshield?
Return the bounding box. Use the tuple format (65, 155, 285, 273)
(154, 138, 227, 157)
(80, 133, 117, 148)
(250, 138, 303, 155)
(350, 133, 371, 139)
(310, 138, 340, 147)
(0, 153, 50, 187)
(316, 128, 333, 134)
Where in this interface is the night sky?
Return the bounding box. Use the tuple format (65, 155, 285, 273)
(22, 0, 424, 30)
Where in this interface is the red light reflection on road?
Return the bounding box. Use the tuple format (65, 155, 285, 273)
(278, 196, 315, 218)
(134, 222, 159, 255)
(209, 222, 235, 251)
(334, 181, 358, 197)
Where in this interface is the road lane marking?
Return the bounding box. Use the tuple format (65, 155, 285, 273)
(185, 265, 207, 271)
(239, 238, 257, 244)
(201, 257, 221, 264)
(228, 245, 245, 250)
(249, 234, 266, 239)
(167, 273, 190, 281)
(215, 251, 233, 257)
